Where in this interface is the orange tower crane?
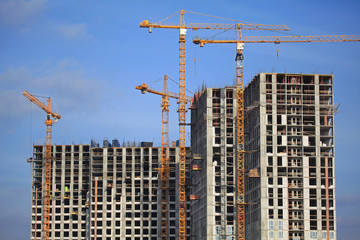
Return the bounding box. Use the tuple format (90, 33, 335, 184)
(135, 75, 192, 240)
(140, 11, 289, 239)
(23, 90, 61, 240)
(193, 30, 360, 240)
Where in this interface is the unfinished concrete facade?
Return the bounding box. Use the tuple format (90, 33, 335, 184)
(190, 87, 237, 240)
(30, 144, 191, 240)
(90, 146, 191, 240)
(245, 73, 336, 240)
(31, 144, 91, 239)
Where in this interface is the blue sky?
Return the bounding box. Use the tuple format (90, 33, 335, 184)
(0, 0, 359, 239)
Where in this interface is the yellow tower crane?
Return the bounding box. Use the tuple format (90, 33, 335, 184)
(23, 90, 61, 240)
(193, 30, 360, 240)
(140, 11, 289, 239)
(135, 75, 192, 240)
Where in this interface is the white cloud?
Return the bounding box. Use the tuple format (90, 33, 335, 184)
(0, 61, 106, 121)
(0, 66, 31, 84)
(57, 23, 94, 40)
(0, 89, 30, 121)
(0, 0, 47, 26)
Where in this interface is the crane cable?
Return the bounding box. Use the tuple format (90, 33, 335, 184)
(167, 76, 194, 95)
(157, 10, 274, 27)
(148, 76, 163, 89)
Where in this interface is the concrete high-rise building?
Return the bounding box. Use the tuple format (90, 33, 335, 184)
(30, 144, 191, 240)
(190, 73, 336, 240)
(190, 87, 237, 240)
(244, 73, 336, 240)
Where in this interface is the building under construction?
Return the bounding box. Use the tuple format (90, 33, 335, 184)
(189, 73, 336, 240)
(31, 144, 91, 239)
(29, 72, 336, 239)
(30, 143, 191, 240)
(245, 73, 336, 239)
(190, 87, 238, 239)
(243, 73, 336, 240)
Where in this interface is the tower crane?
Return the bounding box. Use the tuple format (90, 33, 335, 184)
(23, 90, 61, 240)
(135, 75, 192, 240)
(140, 11, 289, 239)
(135, 81, 193, 103)
(193, 28, 360, 240)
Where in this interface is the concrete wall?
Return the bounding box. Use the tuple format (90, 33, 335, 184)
(244, 73, 336, 240)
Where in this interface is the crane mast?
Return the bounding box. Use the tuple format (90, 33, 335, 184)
(23, 90, 61, 240)
(178, 10, 187, 239)
(235, 27, 246, 240)
(140, 10, 191, 238)
(135, 76, 192, 239)
(160, 76, 170, 240)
